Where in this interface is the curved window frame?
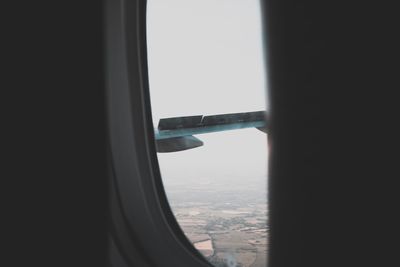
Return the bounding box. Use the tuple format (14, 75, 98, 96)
(106, 0, 214, 266)
(106, 0, 270, 266)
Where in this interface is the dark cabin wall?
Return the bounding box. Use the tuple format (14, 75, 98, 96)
(264, 1, 399, 267)
(3, 1, 107, 267)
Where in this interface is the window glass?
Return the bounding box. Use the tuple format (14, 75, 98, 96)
(147, 1, 268, 266)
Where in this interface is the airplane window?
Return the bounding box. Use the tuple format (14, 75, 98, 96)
(146, 1, 268, 266)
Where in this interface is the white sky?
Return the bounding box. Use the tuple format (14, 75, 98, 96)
(146, 0, 268, 189)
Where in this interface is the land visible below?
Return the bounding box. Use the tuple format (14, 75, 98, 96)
(164, 176, 268, 267)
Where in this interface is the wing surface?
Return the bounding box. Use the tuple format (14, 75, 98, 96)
(154, 111, 267, 152)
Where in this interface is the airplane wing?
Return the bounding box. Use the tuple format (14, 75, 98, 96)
(154, 111, 267, 152)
